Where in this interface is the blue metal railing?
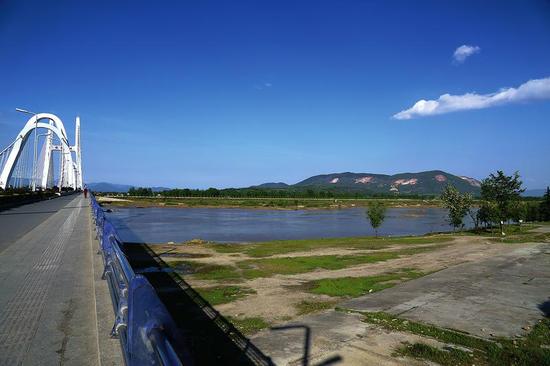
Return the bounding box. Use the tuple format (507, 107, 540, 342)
(90, 193, 184, 365)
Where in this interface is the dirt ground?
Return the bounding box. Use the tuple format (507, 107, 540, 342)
(149, 230, 550, 365)
(149, 235, 529, 323)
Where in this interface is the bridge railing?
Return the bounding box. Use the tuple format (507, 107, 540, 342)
(90, 193, 185, 366)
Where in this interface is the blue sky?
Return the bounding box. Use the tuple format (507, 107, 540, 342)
(1, 1, 549, 189)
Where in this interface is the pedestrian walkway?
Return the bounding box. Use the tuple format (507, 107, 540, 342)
(0, 194, 121, 365)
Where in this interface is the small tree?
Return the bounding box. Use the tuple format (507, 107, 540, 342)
(366, 201, 386, 237)
(480, 170, 524, 233)
(539, 187, 550, 222)
(440, 185, 472, 231)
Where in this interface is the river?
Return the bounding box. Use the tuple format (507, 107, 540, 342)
(105, 206, 471, 243)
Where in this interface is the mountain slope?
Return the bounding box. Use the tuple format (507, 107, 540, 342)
(258, 170, 481, 195)
(87, 182, 133, 193)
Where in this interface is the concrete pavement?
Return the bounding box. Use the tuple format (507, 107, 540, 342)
(0, 194, 78, 253)
(343, 242, 550, 338)
(253, 241, 550, 365)
(0, 194, 122, 365)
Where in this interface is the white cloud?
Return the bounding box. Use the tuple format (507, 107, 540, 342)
(453, 44, 480, 63)
(393, 77, 550, 120)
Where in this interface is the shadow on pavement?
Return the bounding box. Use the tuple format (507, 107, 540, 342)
(271, 324, 342, 366)
(122, 242, 274, 366)
(538, 299, 550, 317)
(0, 210, 58, 216)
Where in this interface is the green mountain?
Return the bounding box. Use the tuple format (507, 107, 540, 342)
(256, 170, 481, 196)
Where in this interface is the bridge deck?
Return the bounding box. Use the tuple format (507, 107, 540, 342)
(0, 194, 121, 366)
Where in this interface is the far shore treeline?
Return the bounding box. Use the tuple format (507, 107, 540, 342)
(126, 186, 441, 200)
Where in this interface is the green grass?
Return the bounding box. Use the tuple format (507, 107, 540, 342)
(167, 261, 242, 281)
(358, 311, 493, 349)
(355, 310, 550, 366)
(308, 269, 426, 297)
(295, 300, 338, 315)
(212, 235, 451, 257)
(450, 223, 550, 244)
(195, 285, 256, 305)
(237, 252, 398, 279)
(396, 342, 474, 366)
(237, 245, 445, 279)
(170, 244, 446, 281)
(227, 316, 270, 335)
(102, 196, 444, 210)
(489, 232, 550, 244)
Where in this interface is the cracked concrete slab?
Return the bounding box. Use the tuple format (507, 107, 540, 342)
(343, 244, 550, 338)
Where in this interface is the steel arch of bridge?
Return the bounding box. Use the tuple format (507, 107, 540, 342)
(0, 112, 82, 190)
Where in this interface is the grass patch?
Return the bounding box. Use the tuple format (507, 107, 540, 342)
(102, 196, 445, 210)
(167, 260, 241, 281)
(237, 246, 445, 279)
(158, 252, 212, 259)
(359, 311, 492, 349)
(168, 243, 446, 282)
(489, 232, 550, 244)
(355, 310, 550, 366)
(212, 235, 451, 257)
(238, 252, 399, 279)
(295, 300, 338, 315)
(458, 224, 550, 244)
(308, 269, 426, 297)
(227, 316, 270, 335)
(396, 342, 474, 366)
(195, 285, 255, 305)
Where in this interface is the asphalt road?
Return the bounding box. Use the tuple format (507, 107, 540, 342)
(0, 194, 78, 254)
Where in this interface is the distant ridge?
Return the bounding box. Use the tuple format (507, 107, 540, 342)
(522, 189, 546, 197)
(253, 170, 482, 195)
(255, 182, 290, 189)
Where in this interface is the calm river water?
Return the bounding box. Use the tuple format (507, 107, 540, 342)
(106, 207, 471, 244)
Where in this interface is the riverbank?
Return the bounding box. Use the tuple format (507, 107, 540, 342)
(98, 195, 445, 210)
(147, 225, 550, 365)
(147, 224, 549, 327)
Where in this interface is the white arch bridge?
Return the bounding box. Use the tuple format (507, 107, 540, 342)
(0, 112, 83, 190)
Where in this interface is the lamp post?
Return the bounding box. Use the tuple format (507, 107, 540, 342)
(15, 108, 38, 191)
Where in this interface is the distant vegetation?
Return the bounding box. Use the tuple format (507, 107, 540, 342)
(441, 171, 550, 233)
(98, 171, 550, 227)
(127, 186, 438, 200)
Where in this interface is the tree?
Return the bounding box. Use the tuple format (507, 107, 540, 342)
(440, 185, 473, 231)
(366, 201, 386, 237)
(509, 201, 527, 223)
(480, 171, 525, 233)
(128, 187, 153, 196)
(526, 202, 541, 222)
(539, 187, 550, 222)
(477, 202, 498, 229)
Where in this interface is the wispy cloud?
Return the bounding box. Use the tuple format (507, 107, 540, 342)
(255, 82, 273, 91)
(453, 44, 480, 63)
(393, 77, 550, 120)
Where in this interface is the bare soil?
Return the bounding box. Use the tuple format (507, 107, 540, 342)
(150, 236, 530, 323)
